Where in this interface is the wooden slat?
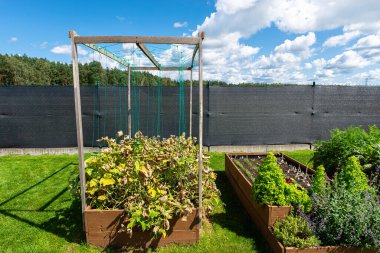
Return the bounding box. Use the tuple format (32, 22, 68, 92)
(87, 230, 199, 249)
(131, 66, 191, 71)
(74, 36, 199, 45)
(136, 43, 161, 69)
(84, 207, 199, 249)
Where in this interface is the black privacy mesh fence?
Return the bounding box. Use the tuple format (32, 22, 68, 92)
(1, 85, 379, 148)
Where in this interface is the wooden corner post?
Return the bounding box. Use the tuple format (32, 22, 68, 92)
(128, 65, 132, 137)
(189, 69, 193, 137)
(198, 31, 204, 230)
(69, 30, 87, 222)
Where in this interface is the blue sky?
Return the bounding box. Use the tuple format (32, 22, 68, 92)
(1, 0, 380, 85)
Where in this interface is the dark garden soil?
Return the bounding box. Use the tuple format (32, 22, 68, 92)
(232, 154, 313, 189)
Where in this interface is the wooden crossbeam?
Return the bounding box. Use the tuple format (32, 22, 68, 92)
(82, 43, 129, 67)
(73, 36, 199, 45)
(131, 66, 191, 71)
(136, 43, 161, 70)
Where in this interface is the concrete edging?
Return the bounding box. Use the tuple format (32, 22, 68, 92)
(0, 144, 311, 156)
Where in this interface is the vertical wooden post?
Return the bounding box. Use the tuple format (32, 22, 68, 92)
(198, 31, 204, 230)
(128, 65, 132, 137)
(69, 30, 87, 221)
(189, 69, 193, 136)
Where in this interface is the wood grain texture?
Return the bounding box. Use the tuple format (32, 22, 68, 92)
(74, 36, 199, 45)
(84, 207, 199, 249)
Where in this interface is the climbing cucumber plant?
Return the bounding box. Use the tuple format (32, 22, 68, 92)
(74, 132, 220, 237)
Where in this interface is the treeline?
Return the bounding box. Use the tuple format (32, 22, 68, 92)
(0, 54, 230, 86)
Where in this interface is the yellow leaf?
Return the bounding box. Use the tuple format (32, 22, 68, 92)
(158, 189, 167, 195)
(89, 179, 97, 187)
(87, 188, 96, 195)
(103, 173, 112, 179)
(100, 178, 116, 186)
(135, 161, 140, 172)
(148, 187, 157, 198)
(97, 195, 107, 201)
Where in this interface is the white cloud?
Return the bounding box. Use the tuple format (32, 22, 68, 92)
(173, 21, 188, 28)
(350, 35, 380, 62)
(51, 45, 88, 56)
(9, 37, 17, 43)
(314, 50, 370, 79)
(192, 0, 380, 83)
(354, 68, 380, 80)
(274, 32, 316, 59)
(323, 31, 361, 48)
(305, 62, 313, 69)
(215, 0, 257, 15)
(351, 35, 380, 50)
(326, 50, 369, 69)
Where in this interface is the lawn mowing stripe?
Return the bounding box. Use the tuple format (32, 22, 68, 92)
(0, 163, 75, 207)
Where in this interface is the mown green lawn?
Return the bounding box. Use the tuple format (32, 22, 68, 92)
(0, 150, 313, 253)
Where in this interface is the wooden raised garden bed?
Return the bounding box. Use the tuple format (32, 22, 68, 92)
(85, 207, 199, 249)
(225, 152, 315, 227)
(267, 228, 377, 253)
(225, 152, 377, 253)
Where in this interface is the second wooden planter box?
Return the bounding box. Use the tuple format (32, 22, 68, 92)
(225, 152, 377, 253)
(225, 152, 294, 227)
(84, 207, 199, 249)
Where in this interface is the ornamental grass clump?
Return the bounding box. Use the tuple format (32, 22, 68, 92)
(76, 132, 220, 237)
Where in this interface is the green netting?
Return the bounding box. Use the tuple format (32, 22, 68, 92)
(88, 43, 189, 145)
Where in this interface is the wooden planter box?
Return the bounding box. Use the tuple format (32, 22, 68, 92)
(225, 152, 377, 253)
(267, 228, 377, 253)
(84, 207, 199, 249)
(225, 152, 298, 227)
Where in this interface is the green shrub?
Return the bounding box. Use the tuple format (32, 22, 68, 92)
(313, 125, 380, 177)
(252, 153, 287, 206)
(284, 181, 312, 212)
(273, 215, 320, 248)
(311, 165, 328, 196)
(253, 153, 311, 211)
(310, 182, 380, 251)
(75, 132, 220, 237)
(335, 156, 370, 193)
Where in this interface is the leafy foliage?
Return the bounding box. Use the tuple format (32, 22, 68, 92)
(303, 169, 380, 251)
(313, 126, 380, 177)
(311, 165, 328, 196)
(335, 156, 370, 193)
(273, 215, 320, 248)
(252, 153, 287, 206)
(252, 153, 311, 211)
(76, 132, 220, 236)
(284, 180, 312, 212)
(234, 159, 255, 183)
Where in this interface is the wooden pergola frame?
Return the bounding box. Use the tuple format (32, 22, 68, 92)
(68, 30, 205, 230)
